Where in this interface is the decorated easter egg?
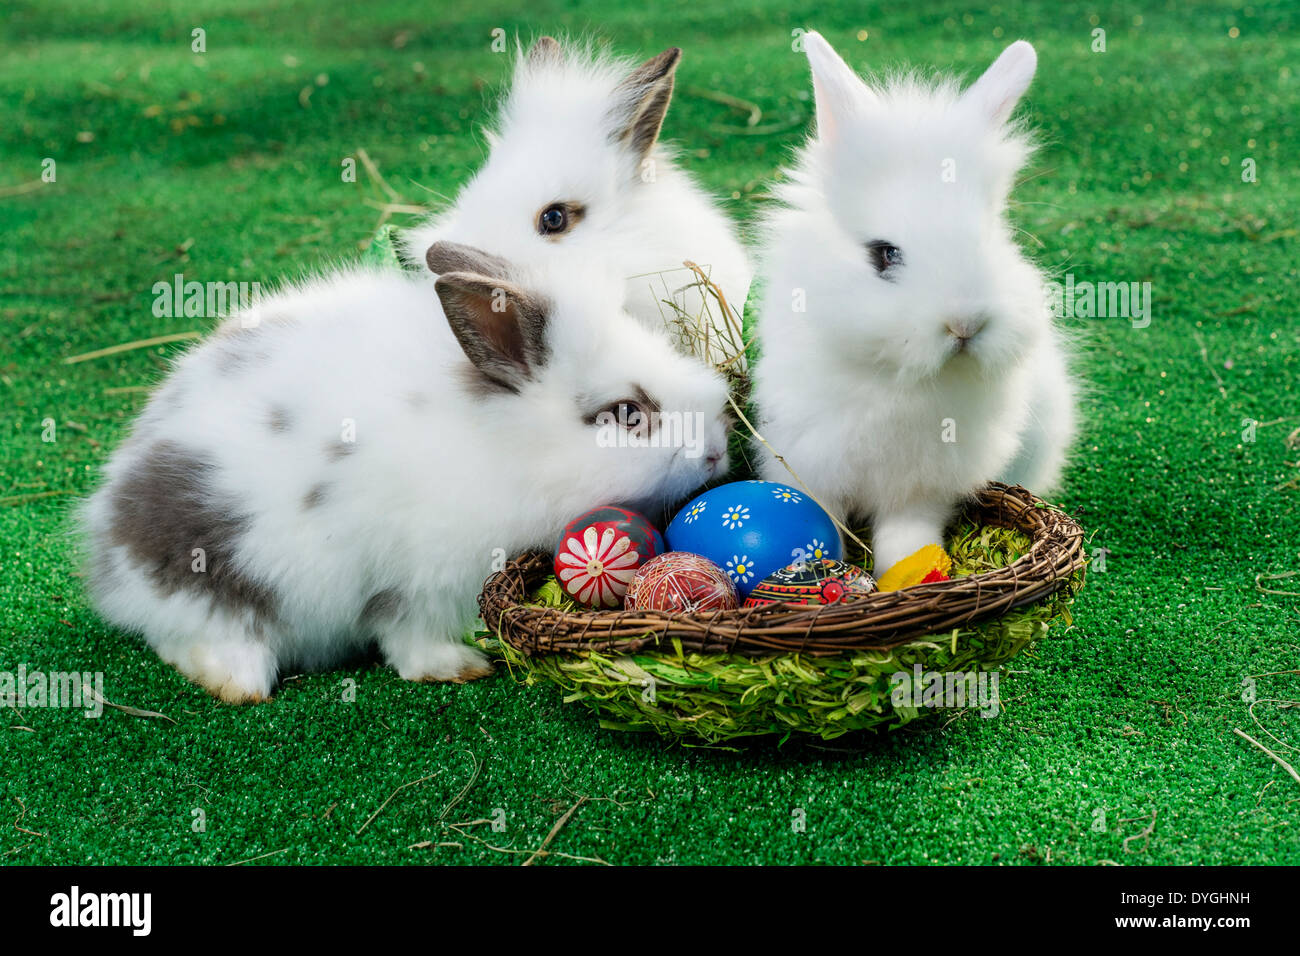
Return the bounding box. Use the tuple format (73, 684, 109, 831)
(665, 481, 842, 598)
(625, 552, 739, 614)
(742, 558, 876, 608)
(553, 506, 665, 608)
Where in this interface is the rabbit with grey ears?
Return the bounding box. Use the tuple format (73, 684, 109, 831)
(752, 33, 1077, 574)
(402, 35, 752, 364)
(79, 243, 731, 703)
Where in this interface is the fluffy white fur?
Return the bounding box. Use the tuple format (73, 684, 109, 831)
(401, 37, 752, 360)
(80, 256, 730, 702)
(752, 33, 1077, 574)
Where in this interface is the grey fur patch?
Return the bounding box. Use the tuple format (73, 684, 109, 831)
(325, 440, 356, 462)
(215, 344, 268, 375)
(107, 439, 275, 620)
(405, 391, 431, 410)
(302, 482, 328, 510)
(268, 405, 292, 432)
(454, 362, 514, 397)
(359, 587, 404, 627)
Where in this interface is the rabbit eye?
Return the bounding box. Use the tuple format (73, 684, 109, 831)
(588, 386, 658, 433)
(594, 399, 651, 435)
(539, 205, 566, 233)
(538, 202, 584, 237)
(613, 401, 648, 431)
(866, 241, 904, 276)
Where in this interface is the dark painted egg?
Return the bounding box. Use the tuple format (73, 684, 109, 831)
(553, 506, 664, 608)
(742, 558, 876, 608)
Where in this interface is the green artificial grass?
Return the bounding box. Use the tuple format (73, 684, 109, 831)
(2, 0, 1299, 865)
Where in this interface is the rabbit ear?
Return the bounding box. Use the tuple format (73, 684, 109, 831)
(802, 30, 874, 143)
(435, 273, 549, 393)
(609, 47, 681, 160)
(425, 240, 512, 279)
(963, 40, 1037, 125)
(526, 35, 563, 69)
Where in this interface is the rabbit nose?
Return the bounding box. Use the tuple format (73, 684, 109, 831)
(945, 317, 988, 348)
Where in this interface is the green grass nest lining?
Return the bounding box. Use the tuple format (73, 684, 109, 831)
(492, 522, 1084, 743)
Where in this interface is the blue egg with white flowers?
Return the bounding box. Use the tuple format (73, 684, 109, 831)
(665, 481, 842, 598)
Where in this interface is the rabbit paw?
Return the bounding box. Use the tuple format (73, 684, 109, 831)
(385, 639, 494, 684)
(174, 640, 278, 704)
(871, 509, 951, 580)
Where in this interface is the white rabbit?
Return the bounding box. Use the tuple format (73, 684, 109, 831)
(79, 242, 731, 703)
(401, 36, 752, 365)
(752, 33, 1077, 575)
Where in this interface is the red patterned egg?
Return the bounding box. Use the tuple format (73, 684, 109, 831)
(553, 506, 665, 608)
(742, 559, 876, 608)
(625, 552, 739, 614)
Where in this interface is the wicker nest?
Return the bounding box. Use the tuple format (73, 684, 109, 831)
(477, 483, 1087, 742)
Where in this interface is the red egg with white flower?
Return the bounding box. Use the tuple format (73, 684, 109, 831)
(553, 506, 665, 608)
